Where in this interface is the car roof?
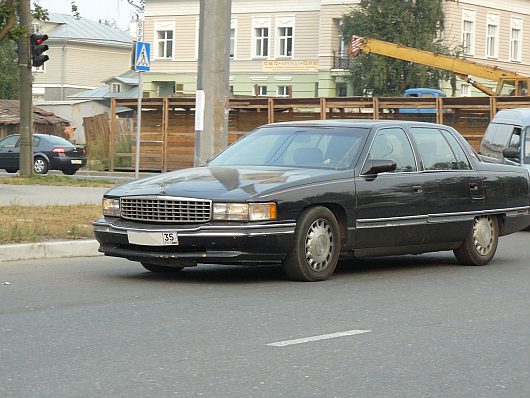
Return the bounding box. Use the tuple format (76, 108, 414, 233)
(264, 119, 449, 130)
(492, 108, 530, 127)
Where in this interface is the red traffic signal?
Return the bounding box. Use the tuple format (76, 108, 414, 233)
(30, 34, 49, 67)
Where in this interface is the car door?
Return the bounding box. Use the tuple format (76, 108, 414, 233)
(355, 127, 428, 249)
(409, 127, 483, 243)
(0, 135, 20, 169)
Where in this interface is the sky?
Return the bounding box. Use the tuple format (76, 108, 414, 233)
(37, 0, 139, 31)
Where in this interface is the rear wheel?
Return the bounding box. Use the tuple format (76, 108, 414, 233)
(141, 262, 184, 273)
(283, 206, 340, 281)
(62, 168, 79, 175)
(4, 168, 18, 173)
(454, 215, 499, 266)
(33, 156, 49, 174)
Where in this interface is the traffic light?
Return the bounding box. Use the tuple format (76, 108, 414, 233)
(30, 34, 49, 67)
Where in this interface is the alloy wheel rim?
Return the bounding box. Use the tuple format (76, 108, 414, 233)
(34, 159, 45, 173)
(305, 218, 334, 271)
(473, 216, 494, 256)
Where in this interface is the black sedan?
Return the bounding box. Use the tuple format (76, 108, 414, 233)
(0, 133, 87, 175)
(94, 120, 530, 281)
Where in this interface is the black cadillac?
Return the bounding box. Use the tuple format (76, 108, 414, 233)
(94, 120, 530, 281)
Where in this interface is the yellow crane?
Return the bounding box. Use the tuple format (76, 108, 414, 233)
(349, 35, 529, 96)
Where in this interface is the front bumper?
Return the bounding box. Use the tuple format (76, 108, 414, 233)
(93, 217, 296, 266)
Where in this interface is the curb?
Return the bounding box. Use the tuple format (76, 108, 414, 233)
(0, 240, 103, 263)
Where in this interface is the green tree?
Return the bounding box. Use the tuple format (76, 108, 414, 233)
(342, 0, 456, 96)
(0, 38, 19, 98)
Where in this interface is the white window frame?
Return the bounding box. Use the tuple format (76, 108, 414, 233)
(460, 83, 470, 97)
(111, 83, 121, 93)
(485, 14, 499, 59)
(510, 17, 523, 62)
(276, 16, 295, 58)
(32, 64, 45, 73)
(258, 85, 268, 96)
(277, 85, 289, 97)
(154, 20, 175, 60)
(461, 9, 476, 56)
(251, 17, 271, 59)
(230, 18, 237, 60)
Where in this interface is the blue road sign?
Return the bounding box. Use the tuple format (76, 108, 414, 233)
(135, 41, 151, 72)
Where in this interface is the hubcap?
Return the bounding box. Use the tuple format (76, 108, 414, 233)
(34, 159, 45, 173)
(473, 216, 494, 256)
(305, 218, 335, 271)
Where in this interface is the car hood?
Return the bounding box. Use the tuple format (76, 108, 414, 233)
(105, 166, 340, 201)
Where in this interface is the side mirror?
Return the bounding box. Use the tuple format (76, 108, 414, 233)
(361, 159, 397, 176)
(503, 147, 519, 159)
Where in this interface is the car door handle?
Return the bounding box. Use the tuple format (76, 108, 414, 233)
(469, 182, 479, 191)
(412, 185, 423, 193)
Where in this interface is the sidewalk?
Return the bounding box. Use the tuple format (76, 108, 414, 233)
(0, 240, 102, 262)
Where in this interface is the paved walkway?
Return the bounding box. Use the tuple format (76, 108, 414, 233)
(0, 184, 109, 206)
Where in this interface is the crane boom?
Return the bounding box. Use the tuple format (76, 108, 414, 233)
(349, 36, 529, 96)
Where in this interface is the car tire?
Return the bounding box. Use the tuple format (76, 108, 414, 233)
(4, 168, 18, 173)
(283, 206, 340, 281)
(33, 156, 49, 174)
(62, 168, 79, 175)
(454, 215, 499, 266)
(141, 262, 184, 273)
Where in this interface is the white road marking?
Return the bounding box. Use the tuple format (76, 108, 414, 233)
(267, 329, 371, 347)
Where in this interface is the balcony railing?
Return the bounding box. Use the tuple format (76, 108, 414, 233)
(332, 51, 356, 70)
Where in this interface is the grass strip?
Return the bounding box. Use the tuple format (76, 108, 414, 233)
(0, 204, 101, 243)
(0, 175, 115, 188)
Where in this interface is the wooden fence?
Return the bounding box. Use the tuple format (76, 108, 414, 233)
(93, 95, 530, 172)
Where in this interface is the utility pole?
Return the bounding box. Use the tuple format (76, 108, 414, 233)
(18, 0, 33, 177)
(195, 0, 232, 166)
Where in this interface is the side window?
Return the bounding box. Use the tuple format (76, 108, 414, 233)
(508, 127, 521, 149)
(440, 130, 472, 170)
(368, 128, 417, 172)
(32, 137, 41, 147)
(0, 135, 19, 150)
(411, 127, 469, 171)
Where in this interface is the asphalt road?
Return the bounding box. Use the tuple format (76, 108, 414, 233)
(1, 233, 529, 398)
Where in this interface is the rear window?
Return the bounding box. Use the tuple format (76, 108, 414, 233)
(42, 135, 73, 146)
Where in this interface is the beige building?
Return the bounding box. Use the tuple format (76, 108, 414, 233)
(143, 0, 357, 98)
(32, 13, 133, 101)
(142, 0, 530, 98)
(444, 0, 530, 96)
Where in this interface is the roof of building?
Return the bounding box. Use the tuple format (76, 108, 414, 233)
(0, 100, 70, 126)
(45, 13, 133, 47)
(69, 70, 139, 100)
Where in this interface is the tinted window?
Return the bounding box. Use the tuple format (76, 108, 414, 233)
(411, 127, 470, 171)
(32, 137, 41, 147)
(0, 135, 19, 149)
(480, 123, 516, 159)
(368, 128, 417, 172)
(210, 126, 369, 170)
(42, 135, 73, 146)
(439, 129, 472, 170)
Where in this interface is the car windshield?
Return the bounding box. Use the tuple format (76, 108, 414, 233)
(209, 126, 369, 170)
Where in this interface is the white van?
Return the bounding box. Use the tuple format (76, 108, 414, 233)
(479, 108, 530, 171)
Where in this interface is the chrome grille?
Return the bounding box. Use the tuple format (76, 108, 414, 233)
(120, 196, 212, 223)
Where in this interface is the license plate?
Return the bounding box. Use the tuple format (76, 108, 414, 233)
(127, 231, 179, 246)
(71, 159, 82, 164)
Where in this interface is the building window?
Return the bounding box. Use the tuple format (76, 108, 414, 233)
(510, 18, 522, 62)
(229, 28, 235, 59)
(277, 86, 290, 97)
(111, 83, 121, 93)
(486, 14, 499, 58)
(278, 27, 293, 57)
(460, 84, 470, 97)
(175, 83, 184, 94)
(256, 85, 267, 96)
(461, 10, 475, 56)
(32, 64, 45, 73)
(254, 28, 269, 57)
(157, 30, 173, 58)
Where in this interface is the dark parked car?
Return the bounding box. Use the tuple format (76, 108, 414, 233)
(0, 133, 87, 175)
(94, 120, 530, 281)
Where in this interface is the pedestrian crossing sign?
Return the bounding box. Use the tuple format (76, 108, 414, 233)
(135, 41, 151, 72)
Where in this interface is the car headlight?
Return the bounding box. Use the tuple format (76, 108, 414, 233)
(102, 198, 120, 217)
(212, 202, 276, 221)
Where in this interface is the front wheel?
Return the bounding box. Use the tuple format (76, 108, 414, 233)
(453, 215, 499, 266)
(141, 262, 184, 273)
(283, 206, 340, 281)
(33, 156, 49, 174)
